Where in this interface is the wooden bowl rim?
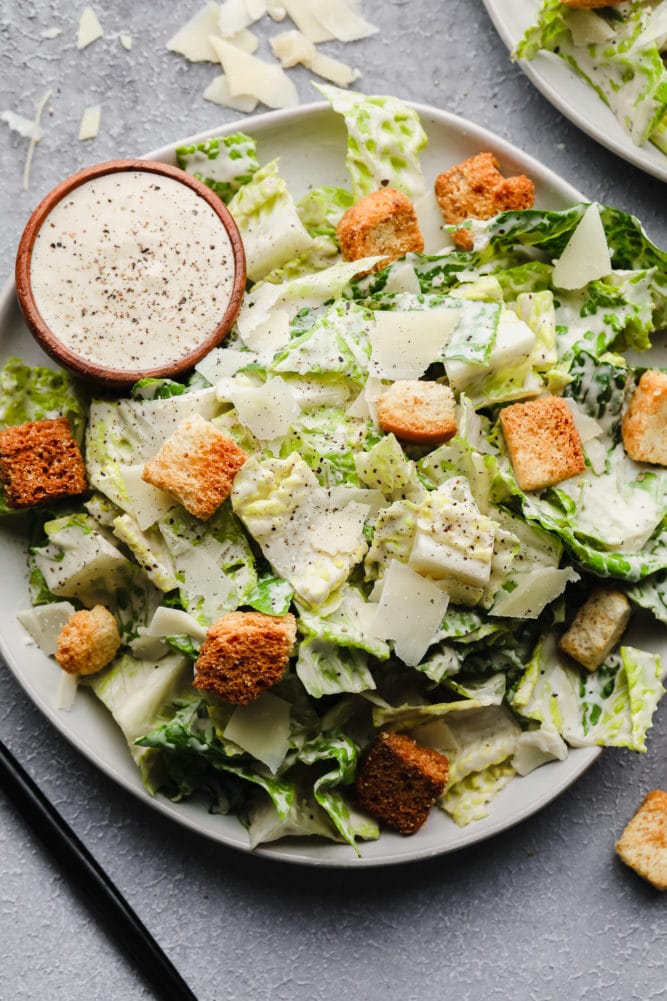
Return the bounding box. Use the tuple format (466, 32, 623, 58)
(15, 158, 246, 391)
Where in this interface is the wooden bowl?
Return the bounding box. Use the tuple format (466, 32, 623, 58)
(15, 159, 246, 391)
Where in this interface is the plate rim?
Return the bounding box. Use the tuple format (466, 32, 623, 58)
(0, 98, 609, 868)
(481, 0, 667, 184)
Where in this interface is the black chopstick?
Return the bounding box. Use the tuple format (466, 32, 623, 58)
(0, 738, 199, 1001)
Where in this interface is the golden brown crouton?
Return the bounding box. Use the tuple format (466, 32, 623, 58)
(193, 610, 297, 705)
(499, 395, 586, 492)
(336, 187, 424, 274)
(615, 790, 667, 891)
(376, 380, 458, 445)
(621, 370, 667, 467)
(559, 587, 632, 671)
(142, 413, 247, 520)
(355, 730, 449, 835)
(434, 152, 535, 250)
(0, 417, 87, 509)
(55, 605, 121, 676)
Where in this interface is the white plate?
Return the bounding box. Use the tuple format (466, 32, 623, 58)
(482, 0, 667, 183)
(0, 100, 655, 868)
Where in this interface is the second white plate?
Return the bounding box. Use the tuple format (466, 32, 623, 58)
(483, 0, 667, 183)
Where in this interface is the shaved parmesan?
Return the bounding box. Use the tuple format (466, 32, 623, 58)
(41, 27, 62, 39)
(224, 692, 291, 773)
(118, 464, 176, 530)
(56, 671, 80, 711)
(22, 89, 51, 192)
(145, 606, 207, 641)
(208, 34, 298, 107)
(552, 203, 612, 290)
(227, 28, 259, 52)
(196, 346, 256, 383)
(237, 307, 291, 360)
(267, 1, 287, 20)
(310, 0, 378, 42)
(270, 30, 359, 85)
(78, 103, 101, 140)
(280, 0, 335, 42)
(307, 51, 360, 87)
(371, 560, 449, 667)
(369, 308, 459, 380)
(166, 2, 221, 62)
(270, 29, 316, 67)
(119, 32, 132, 50)
(380, 261, 421, 295)
(229, 376, 300, 439)
(17, 602, 76, 656)
(0, 111, 43, 140)
(203, 74, 259, 112)
(490, 566, 580, 619)
(77, 6, 103, 49)
(219, 0, 266, 36)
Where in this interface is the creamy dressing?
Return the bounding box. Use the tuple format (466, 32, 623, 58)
(30, 170, 237, 371)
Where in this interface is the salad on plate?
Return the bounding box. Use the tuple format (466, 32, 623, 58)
(515, 0, 667, 155)
(1, 86, 666, 856)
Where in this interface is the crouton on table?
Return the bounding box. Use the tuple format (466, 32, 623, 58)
(377, 380, 458, 445)
(499, 395, 585, 492)
(434, 152, 535, 250)
(194, 610, 297, 705)
(0, 417, 87, 509)
(615, 790, 667, 891)
(559, 587, 632, 671)
(142, 413, 247, 521)
(355, 730, 449, 835)
(56, 605, 121, 676)
(621, 369, 667, 467)
(336, 187, 424, 274)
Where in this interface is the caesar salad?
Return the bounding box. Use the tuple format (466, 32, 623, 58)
(1, 85, 666, 854)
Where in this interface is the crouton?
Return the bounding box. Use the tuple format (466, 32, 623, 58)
(559, 587, 632, 671)
(0, 417, 87, 509)
(193, 610, 297, 704)
(336, 187, 424, 274)
(615, 790, 667, 891)
(142, 413, 247, 520)
(376, 380, 458, 445)
(355, 730, 449, 835)
(621, 370, 667, 467)
(55, 605, 121, 676)
(499, 395, 586, 491)
(434, 152, 535, 250)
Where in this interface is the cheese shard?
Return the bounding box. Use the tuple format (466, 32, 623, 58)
(119, 32, 132, 50)
(17, 602, 76, 656)
(369, 308, 459, 380)
(203, 74, 259, 112)
(228, 377, 300, 440)
(117, 464, 176, 530)
(166, 2, 221, 62)
(552, 203, 612, 290)
(310, 0, 378, 42)
(78, 104, 101, 141)
(224, 692, 291, 773)
(371, 559, 449, 667)
(77, 6, 103, 48)
(208, 34, 298, 108)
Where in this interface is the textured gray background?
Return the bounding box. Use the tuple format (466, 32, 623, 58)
(0, 2, 665, 999)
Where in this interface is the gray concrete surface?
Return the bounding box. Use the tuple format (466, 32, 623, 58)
(0, 2, 665, 1000)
